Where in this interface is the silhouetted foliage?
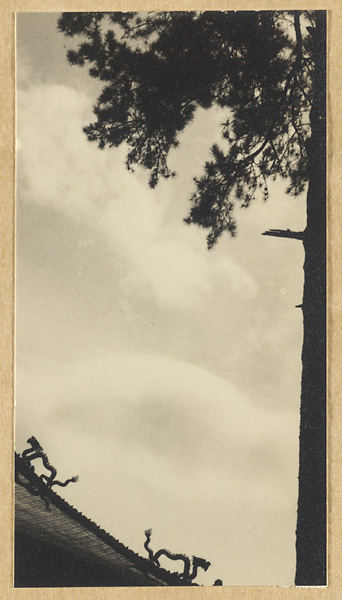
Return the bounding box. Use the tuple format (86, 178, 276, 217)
(58, 11, 314, 247)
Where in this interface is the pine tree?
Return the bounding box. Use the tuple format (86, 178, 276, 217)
(58, 10, 326, 585)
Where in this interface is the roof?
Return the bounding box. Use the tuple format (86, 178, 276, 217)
(15, 453, 196, 587)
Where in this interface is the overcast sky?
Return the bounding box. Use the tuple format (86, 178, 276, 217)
(15, 13, 307, 586)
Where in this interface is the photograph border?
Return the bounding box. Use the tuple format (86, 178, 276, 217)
(1, 1, 340, 598)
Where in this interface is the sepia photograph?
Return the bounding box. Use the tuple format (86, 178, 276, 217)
(14, 10, 326, 588)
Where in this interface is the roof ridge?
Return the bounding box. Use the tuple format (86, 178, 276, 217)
(15, 452, 196, 586)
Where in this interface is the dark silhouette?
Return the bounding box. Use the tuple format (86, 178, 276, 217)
(57, 11, 326, 584)
(22, 436, 79, 489)
(144, 529, 211, 582)
(262, 228, 305, 240)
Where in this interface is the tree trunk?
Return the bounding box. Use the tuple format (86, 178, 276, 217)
(295, 11, 327, 586)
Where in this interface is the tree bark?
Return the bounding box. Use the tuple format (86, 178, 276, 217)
(295, 11, 327, 586)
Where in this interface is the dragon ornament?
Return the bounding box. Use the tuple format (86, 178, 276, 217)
(20, 436, 79, 509)
(144, 528, 211, 583)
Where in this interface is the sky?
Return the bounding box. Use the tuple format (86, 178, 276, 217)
(15, 13, 307, 586)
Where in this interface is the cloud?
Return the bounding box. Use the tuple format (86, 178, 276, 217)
(15, 350, 299, 585)
(17, 82, 257, 309)
(16, 351, 298, 508)
(214, 255, 257, 296)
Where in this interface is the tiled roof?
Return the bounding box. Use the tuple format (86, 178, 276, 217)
(15, 453, 196, 587)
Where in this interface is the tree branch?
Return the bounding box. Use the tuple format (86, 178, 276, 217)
(262, 228, 305, 240)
